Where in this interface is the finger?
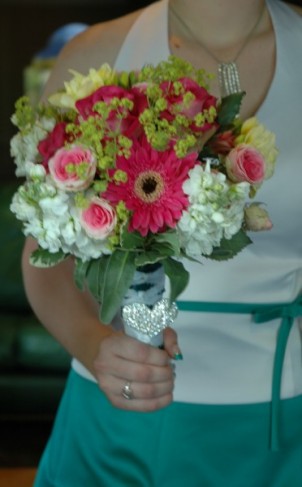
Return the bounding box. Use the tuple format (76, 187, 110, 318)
(108, 389, 173, 412)
(95, 355, 174, 384)
(163, 327, 183, 360)
(99, 375, 174, 402)
(98, 333, 171, 366)
(113, 395, 173, 412)
(118, 336, 171, 366)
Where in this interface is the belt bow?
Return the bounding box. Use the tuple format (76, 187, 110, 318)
(177, 295, 302, 451)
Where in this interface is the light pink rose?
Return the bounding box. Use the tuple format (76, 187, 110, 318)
(48, 146, 96, 191)
(225, 144, 265, 184)
(80, 197, 117, 239)
(244, 203, 273, 231)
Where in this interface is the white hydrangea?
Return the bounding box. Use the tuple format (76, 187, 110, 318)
(10, 178, 112, 261)
(24, 161, 47, 180)
(10, 117, 55, 177)
(177, 162, 250, 260)
(10, 191, 37, 221)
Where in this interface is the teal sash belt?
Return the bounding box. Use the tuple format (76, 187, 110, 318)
(176, 295, 302, 451)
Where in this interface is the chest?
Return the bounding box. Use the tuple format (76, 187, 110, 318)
(169, 29, 276, 119)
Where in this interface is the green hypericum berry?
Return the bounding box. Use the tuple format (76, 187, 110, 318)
(113, 170, 128, 183)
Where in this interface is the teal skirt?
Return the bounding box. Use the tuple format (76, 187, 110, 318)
(34, 370, 302, 487)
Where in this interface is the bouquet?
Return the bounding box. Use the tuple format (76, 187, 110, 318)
(10, 56, 278, 341)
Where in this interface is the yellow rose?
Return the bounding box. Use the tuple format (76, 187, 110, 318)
(48, 64, 117, 109)
(235, 117, 278, 179)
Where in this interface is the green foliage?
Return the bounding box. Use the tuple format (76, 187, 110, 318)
(217, 92, 245, 127)
(139, 55, 212, 88)
(29, 248, 68, 267)
(73, 233, 191, 322)
(120, 227, 145, 250)
(85, 257, 109, 301)
(12, 96, 36, 133)
(150, 230, 181, 257)
(98, 251, 137, 324)
(162, 257, 190, 303)
(134, 250, 167, 267)
(74, 259, 90, 290)
(74, 251, 137, 324)
(206, 229, 252, 261)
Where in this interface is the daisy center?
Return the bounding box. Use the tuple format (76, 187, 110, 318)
(134, 171, 164, 203)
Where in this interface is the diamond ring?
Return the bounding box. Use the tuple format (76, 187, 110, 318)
(122, 381, 134, 400)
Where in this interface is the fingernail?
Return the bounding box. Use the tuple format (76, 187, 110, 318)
(173, 350, 183, 361)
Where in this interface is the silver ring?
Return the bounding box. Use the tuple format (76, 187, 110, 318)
(122, 381, 134, 400)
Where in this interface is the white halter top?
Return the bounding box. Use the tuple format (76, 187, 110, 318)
(73, 0, 302, 405)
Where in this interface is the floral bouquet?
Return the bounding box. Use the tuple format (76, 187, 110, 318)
(10, 56, 278, 344)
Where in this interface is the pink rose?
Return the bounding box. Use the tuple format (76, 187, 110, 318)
(38, 122, 73, 165)
(76, 85, 132, 119)
(225, 144, 265, 184)
(160, 77, 218, 133)
(48, 145, 96, 191)
(80, 197, 116, 239)
(244, 203, 273, 231)
(75, 85, 146, 137)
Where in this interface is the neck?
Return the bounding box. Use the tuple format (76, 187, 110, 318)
(169, 0, 267, 51)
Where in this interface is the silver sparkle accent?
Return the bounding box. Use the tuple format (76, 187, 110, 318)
(122, 298, 178, 339)
(218, 62, 241, 97)
(170, 3, 266, 97)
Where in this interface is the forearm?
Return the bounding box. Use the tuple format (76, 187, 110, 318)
(22, 237, 113, 376)
(22, 237, 179, 410)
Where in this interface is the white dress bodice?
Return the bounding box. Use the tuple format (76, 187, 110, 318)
(73, 0, 302, 405)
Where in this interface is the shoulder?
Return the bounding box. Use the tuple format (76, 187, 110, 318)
(41, 8, 143, 99)
(66, 9, 145, 68)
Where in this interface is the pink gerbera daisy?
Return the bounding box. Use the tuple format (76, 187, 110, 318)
(103, 137, 198, 236)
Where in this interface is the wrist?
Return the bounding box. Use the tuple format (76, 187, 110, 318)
(71, 318, 115, 378)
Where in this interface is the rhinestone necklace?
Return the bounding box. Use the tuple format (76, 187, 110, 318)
(170, 3, 266, 97)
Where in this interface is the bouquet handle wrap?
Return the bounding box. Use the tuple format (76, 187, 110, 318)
(121, 263, 178, 347)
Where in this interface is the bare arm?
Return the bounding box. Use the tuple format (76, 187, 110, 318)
(22, 237, 110, 374)
(21, 15, 137, 367)
(22, 237, 178, 411)
(40, 10, 142, 100)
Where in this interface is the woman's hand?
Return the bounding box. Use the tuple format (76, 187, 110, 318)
(93, 327, 181, 412)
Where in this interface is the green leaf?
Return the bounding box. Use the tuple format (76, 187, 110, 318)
(120, 227, 145, 250)
(99, 250, 136, 324)
(85, 256, 109, 302)
(217, 93, 245, 127)
(151, 230, 181, 256)
(29, 248, 67, 268)
(135, 250, 166, 267)
(162, 257, 190, 302)
(73, 258, 90, 291)
(207, 230, 252, 261)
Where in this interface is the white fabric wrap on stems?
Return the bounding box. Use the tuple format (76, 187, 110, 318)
(121, 263, 178, 347)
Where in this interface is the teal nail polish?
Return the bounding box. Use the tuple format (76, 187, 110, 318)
(173, 352, 183, 361)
